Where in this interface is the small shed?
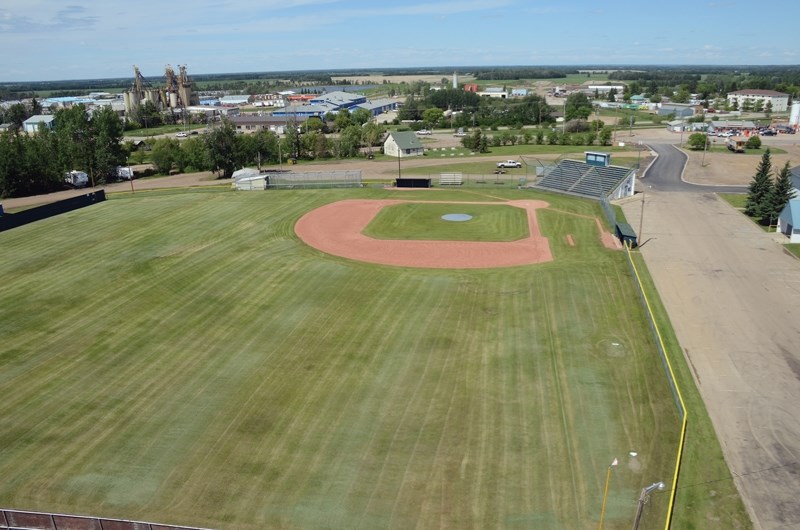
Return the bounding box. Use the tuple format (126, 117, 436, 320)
(384, 131, 424, 158)
(615, 222, 638, 247)
(777, 199, 800, 243)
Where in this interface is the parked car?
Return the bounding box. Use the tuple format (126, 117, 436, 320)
(116, 166, 134, 180)
(176, 132, 188, 138)
(761, 130, 776, 136)
(416, 129, 432, 135)
(497, 160, 522, 169)
(64, 170, 89, 188)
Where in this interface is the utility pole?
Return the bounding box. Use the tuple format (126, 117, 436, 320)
(397, 143, 402, 181)
(638, 191, 646, 246)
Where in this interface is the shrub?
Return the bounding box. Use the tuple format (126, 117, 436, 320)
(746, 136, 762, 150)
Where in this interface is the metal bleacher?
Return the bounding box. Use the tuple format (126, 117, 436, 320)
(536, 159, 633, 199)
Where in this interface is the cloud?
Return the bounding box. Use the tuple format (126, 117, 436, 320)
(0, 4, 96, 32)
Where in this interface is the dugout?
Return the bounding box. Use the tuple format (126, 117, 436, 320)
(395, 177, 431, 188)
(615, 222, 638, 248)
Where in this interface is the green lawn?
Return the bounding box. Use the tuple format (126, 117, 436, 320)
(718, 193, 777, 232)
(363, 203, 529, 241)
(784, 244, 800, 259)
(0, 187, 744, 529)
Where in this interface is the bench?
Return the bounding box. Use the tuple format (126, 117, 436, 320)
(439, 173, 463, 186)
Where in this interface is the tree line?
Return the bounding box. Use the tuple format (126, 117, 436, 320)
(0, 105, 125, 197)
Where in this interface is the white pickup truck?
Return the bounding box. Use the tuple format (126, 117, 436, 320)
(496, 160, 522, 168)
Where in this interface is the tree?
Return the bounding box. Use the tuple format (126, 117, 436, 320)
(462, 128, 483, 151)
(565, 93, 592, 121)
(128, 100, 162, 129)
(92, 106, 126, 183)
(672, 89, 690, 103)
(744, 149, 773, 220)
(564, 119, 589, 133)
(0, 132, 29, 196)
(182, 137, 212, 171)
(54, 105, 94, 178)
(151, 138, 182, 174)
(687, 133, 709, 150)
(745, 135, 762, 150)
(764, 162, 796, 225)
(30, 98, 42, 116)
(599, 126, 613, 146)
(765, 100, 773, 118)
(6, 103, 28, 132)
(334, 125, 361, 158)
(351, 108, 372, 127)
(334, 109, 352, 132)
(361, 122, 384, 156)
(205, 120, 239, 178)
(422, 107, 443, 128)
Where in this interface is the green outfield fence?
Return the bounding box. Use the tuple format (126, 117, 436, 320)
(623, 244, 688, 530)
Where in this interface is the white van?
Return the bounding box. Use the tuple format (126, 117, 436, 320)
(64, 170, 89, 188)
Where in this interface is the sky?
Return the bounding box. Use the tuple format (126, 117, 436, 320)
(0, 0, 798, 82)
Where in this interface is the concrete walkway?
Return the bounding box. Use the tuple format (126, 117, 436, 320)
(622, 191, 800, 530)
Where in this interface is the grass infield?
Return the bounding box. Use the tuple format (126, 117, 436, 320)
(362, 202, 529, 242)
(0, 187, 746, 529)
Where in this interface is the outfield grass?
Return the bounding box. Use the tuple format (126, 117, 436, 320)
(0, 187, 717, 529)
(363, 203, 529, 242)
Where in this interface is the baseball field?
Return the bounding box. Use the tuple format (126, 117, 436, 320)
(0, 187, 686, 529)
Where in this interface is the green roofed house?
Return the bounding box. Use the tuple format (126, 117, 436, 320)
(384, 131, 424, 158)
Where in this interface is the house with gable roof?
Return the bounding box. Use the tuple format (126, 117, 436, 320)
(384, 131, 424, 158)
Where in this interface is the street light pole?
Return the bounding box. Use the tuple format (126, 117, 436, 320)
(397, 144, 402, 181)
(701, 133, 710, 167)
(631, 481, 665, 530)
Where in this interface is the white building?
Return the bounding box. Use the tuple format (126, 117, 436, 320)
(726, 90, 789, 112)
(587, 84, 626, 94)
(22, 115, 56, 133)
(384, 131, 424, 158)
(777, 199, 800, 243)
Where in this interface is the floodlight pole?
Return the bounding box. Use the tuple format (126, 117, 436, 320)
(631, 481, 665, 530)
(638, 191, 646, 246)
(397, 145, 402, 181)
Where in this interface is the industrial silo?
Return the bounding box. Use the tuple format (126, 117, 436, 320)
(790, 102, 800, 129)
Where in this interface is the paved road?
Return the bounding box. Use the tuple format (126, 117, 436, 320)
(623, 172, 800, 529)
(640, 143, 746, 193)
